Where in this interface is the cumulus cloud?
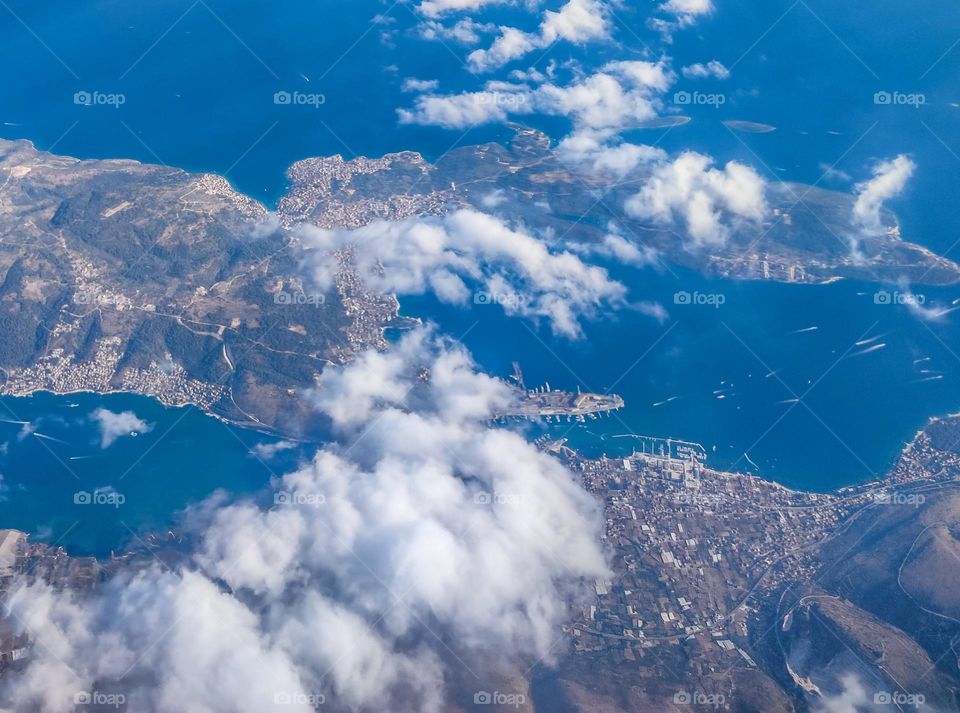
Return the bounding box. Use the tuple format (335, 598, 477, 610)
(468, 26, 540, 72)
(90, 408, 153, 448)
(625, 151, 768, 248)
(509, 61, 557, 83)
(398, 60, 674, 132)
(661, 0, 713, 15)
(852, 154, 915, 233)
(298, 208, 637, 338)
(467, 0, 610, 72)
(890, 279, 958, 323)
(681, 60, 730, 79)
(419, 17, 495, 44)
(250, 440, 298, 460)
(818, 162, 851, 184)
(2, 329, 608, 713)
(417, 0, 509, 18)
(398, 87, 519, 127)
(651, 0, 714, 38)
(813, 674, 870, 713)
(556, 130, 667, 177)
(401, 77, 440, 93)
(588, 233, 661, 268)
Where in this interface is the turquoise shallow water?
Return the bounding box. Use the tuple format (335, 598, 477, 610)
(0, 0, 958, 545)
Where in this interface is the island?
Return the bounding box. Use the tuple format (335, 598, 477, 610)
(0, 133, 955, 442)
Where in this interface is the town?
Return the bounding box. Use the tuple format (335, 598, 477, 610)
(552, 415, 960, 696)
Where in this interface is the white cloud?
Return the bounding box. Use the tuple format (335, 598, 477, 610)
(813, 674, 870, 713)
(250, 440, 297, 460)
(297, 208, 635, 338)
(892, 280, 957, 323)
(467, 0, 611, 72)
(398, 60, 674, 133)
(479, 188, 509, 208)
(398, 88, 517, 127)
(817, 162, 851, 183)
(468, 27, 539, 71)
(556, 130, 667, 177)
(540, 0, 609, 42)
(681, 60, 730, 79)
(419, 17, 495, 44)
(508, 61, 557, 83)
(651, 0, 714, 39)
(625, 151, 768, 248)
(2, 330, 609, 713)
(417, 0, 509, 18)
(401, 77, 440, 93)
(592, 233, 661, 268)
(90, 408, 153, 448)
(852, 154, 915, 233)
(661, 0, 713, 15)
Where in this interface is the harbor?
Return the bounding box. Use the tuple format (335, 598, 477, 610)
(493, 363, 625, 421)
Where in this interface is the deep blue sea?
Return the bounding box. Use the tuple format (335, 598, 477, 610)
(0, 393, 302, 556)
(1, 0, 959, 548)
(403, 270, 960, 492)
